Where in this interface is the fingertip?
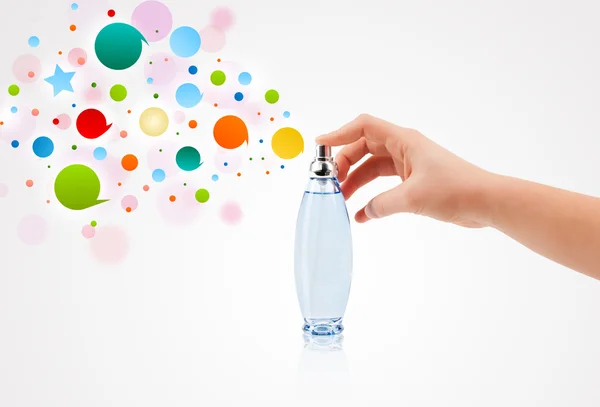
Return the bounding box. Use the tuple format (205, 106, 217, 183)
(354, 208, 369, 223)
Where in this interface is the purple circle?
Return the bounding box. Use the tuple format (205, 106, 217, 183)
(131, 1, 174, 42)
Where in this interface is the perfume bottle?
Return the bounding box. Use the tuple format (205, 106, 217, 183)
(294, 145, 353, 336)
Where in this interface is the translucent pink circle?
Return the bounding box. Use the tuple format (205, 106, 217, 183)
(121, 195, 139, 211)
(17, 214, 48, 245)
(82, 225, 96, 239)
(84, 87, 102, 102)
(0, 110, 37, 143)
(132, 1, 173, 42)
(0, 183, 8, 198)
(210, 7, 234, 30)
(214, 148, 243, 174)
(147, 141, 181, 177)
(120, 130, 128, 138)
(144, 52, 177, 86)
(157, 185, 200, 225)
(12, 54, 42, 83)
(55, 114, 72, 130)
(143, 185, 150, 191)
(174, 111, 185, 124)
(90, 226, 129, 265)
(68, 48, 88, 67)
(220, 201, 243, 225)
(31, 109, 39, 116)
(199, 25, 226, 53)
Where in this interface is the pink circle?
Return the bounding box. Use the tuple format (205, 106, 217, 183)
(120, 130, 128, 138)
(17, 214, 48, 245)
(90, 226, 129, 264)
(143, 185, 150, 192)
(132, 1, 173, 42)
(199, 25, 226, 53)
(220, 201, 243, 225)
(82, 225, 96, 239)
(84, 87, 102, 102)
(174, 111, 185, 124)
(12, 54, 42, 83)
(121, 195, 139, 211)
(0, 183, 8, 198)
(25, 180, 34, 187)
(31, 109, 39, 116)
(144, 52, 177, 86)
(210, 7, 234, 30)
(55, 114, 72, 130)
(68, 48, 88, 67)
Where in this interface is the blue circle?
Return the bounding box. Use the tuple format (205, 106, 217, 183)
(170, 26, 201, 58)
(72, 103, 76, 108)
(152, 169, 166, 182)
(280, 165, 285, 169)
(11, 106, 17, 114)
(11, 140, 19, 148)
(223, 162, 228, 167)
(234, 92, 244, 101)
(147, 78, 154, 84)
(188, 65, 198, 75)
(283, 111, 290, 118)
(176, 83, 203, 108)
(28, 36, 40, 48)
(32, 136, 54, 158)
(71, 3, 78, 10)
(93, 147, 107, 161)
(238, 72, 252, 85)
(259, 139, 264, 143)
(212, 174, 219, 181)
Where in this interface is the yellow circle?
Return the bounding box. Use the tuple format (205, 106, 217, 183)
(139, 107, 169, 137)
(271, 127, 304, 159)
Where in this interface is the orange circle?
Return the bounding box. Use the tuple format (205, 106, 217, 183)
(70, 25, 77, 31)
(164, 57, 168, 61)
(214, 103, 218, 107)
(237, 172, 241, 177)
(77, 57, 85, 65)
(0, 121, 4, 126)
(127, 110, 132, 114)
(266, 171, 270, 175)
(120, 130, 128, 138)
(46, 200, 50, 204)
(26, 179, 34, 187)
(126, 207, 132, 213)
(257, 112, 261, 116)
(58, 51, 63, 55)
(213, 115, 249, 149)
(169, 195, 176, 202)
(118, 182, 122, 186)
(189, 120, 197, 129)
(143, 185, 150, 192)
(270, 117, 274, 122)
(217, 58, 221, 62)
(32, 109, 39, 116)
(121, 154, 138, 171)
(28, 71, 35, 78)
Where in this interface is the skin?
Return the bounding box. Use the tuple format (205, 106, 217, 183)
(315, 114, 600, 280)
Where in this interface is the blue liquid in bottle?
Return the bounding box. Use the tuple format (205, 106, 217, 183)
(294, 146, 353, 335)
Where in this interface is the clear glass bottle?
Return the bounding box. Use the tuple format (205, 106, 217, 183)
(294, 145, 353, 336)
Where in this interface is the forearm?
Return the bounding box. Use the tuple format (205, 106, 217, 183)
(483, 174, 600, 279)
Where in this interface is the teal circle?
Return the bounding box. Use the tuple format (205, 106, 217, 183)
(95, 23, 147, 70)
(176, 146, 201, 171)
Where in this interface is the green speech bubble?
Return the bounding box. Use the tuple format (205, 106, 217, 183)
(95, 23, 148, 70)
(54, 164, 109, 210)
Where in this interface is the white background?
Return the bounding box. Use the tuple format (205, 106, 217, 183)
(1, 0, 599, 405)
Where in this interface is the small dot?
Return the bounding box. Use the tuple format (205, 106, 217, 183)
(47, 165, 51, 169)
(261, 157, 265, 160)
(214, 103, 218, 107)
(143, 185, 150, 192)
(120, 130, 128, 138)
(283, 111, 291, 118)
(249, 157, 253, 161)
(71, 104, 76, 108)
(217, 58, 221, 62)
(212, 174, 219, 181)
(270, 117, 274, 121)
(266, 171, 270, 175)
(107, 9, 115, 17)
(189, 120, 197, 129)
(71, 3, 78, 10)
(77, 57, 85, 65)
(155, 30, 159, 33)
(91, 82, 97, 88)
(147, 78, 153, 84)
(237, 172, 241, 177)
(259, 139, 264, 143)
(52, 118, 59, 125)
(46, 200, 50, 204)
(127, 110, 132, 114)
(188, 65, 198, 75)
(71, 145, 77, 150)
(11, 107, 17, 114)
(169, 195, 176, 202)
(280, 165, 285, 169)
(126, 207, 132, 213)
(164, 57, 168, 62)
(176, 132, 180, 136)
(11, 140, 19, 148)
(257, 112, 261, 116)
(224, 162, 228, 167)
(183, 183, 187, 186)
(58, 51, 63, 55)
(91, 221, 97, 227)
(149, 61, 153, 65)
(153, 93, 159, 99)
(234, 92, 244, 101)
(118, 182, 122, 186)
(26, 180, 34, 187)
(69, 25, 77, 31)
(0, 121, 3, 125)
(28, 71, 35, 78)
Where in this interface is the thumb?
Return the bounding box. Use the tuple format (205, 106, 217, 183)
(356, 182, 415, 223)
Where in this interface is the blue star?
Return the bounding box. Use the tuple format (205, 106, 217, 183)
(44, 65, 75, 96)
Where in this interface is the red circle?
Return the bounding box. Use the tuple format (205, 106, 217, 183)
(108, 9, 116, 17)
(52, 118, 59, 125)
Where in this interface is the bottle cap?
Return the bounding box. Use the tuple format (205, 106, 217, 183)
(309, 144, 337, 178)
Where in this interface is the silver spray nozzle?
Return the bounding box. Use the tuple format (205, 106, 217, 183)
(309, 144, 338, 178)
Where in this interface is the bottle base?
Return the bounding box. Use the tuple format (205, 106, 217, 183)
(302, 318, 344, 336)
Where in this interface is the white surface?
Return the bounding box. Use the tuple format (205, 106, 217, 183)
(1, 0, 599, 405)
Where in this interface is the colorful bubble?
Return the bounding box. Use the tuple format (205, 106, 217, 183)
(55, 114, 72, 130)
(32, 108, 39, 116)
(283, 111, 290, 118)
(110, 84, 127, 102)
(32, 136, 54, 158)
(234, 92, 244, 101)
(139, 107, 169, 136)
(132, 1, 173, 42)
(108, 9, 116, 17)
(211, 70, 226, 86)
(17, 214, 48, 245)
(121, 154, 138, 171)
(152, 168, 166, 182)
(82, 224, 95, 239)
(220, 201, 243, 225)
(210, 7, 234, 30)
(90, 226, 130, 264)
(213, 115, 248, 149)
(271, 127, 304, 159)
(0, 183, 7, 198)
(11, 107, 17, 114)
(93, 147, 107, 160)
(144, 52, 177, 85)
(120, 130, 128, 138)
(12, 54, 41, 83)
(28, 36, 40, 47)
(188, 65, 198, 75)
(213, 149, 242, 174)
(188, 120, 197, 129)
(54, 164, 109, 210)
(11, 140, 19, 148)
(265, 89, 280, 104)
(95, 23, 148, 70)
(170, 26, 201, 57)
(71, 3, 78, 10)
(176, 83, 203, 108)
(84, 86, 102, 103)
(147, 78, 153, 84)
(176, 146, 202, 171)
(143, 185, 150, 191)
(77, 109, 112, 139)
(195, 188, 210, 203)
(67, 48, 87, 67)
(212, 174, 219, 181)
(238, 72, 252, 85)
(174, 111, 185, 124)
(121, 195, 139, 211)
(8, 84, 20, 96)
(26, 179, 34, 188)
(199, 25, 225, 53)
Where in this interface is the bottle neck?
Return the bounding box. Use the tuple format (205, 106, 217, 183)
(305, 177, 341, 194)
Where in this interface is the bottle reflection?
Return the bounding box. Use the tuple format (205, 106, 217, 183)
(296, 334, 352, 400)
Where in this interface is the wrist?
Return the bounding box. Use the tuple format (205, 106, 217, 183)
(477, 172, 511, 229)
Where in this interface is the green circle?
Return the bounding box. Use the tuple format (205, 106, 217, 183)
(91, 82, 97, 88)
(8, 84, 20, 96)
(195, 188, 210, 203)
(91, 220, 97, 227)
(72, 145, 77, 150)
(110, 84, 127, 102)
(249, 157, 253, 161)
(261, 157, 265, 160)
(153, 93, 159, 99)
(210, 70, 226, 86)
(265, 89, 279, 104)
